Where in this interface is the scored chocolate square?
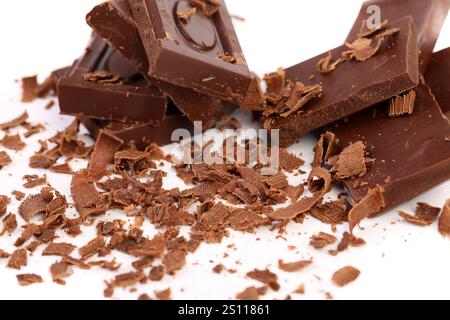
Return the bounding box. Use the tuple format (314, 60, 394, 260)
(129, 0, 256, 107)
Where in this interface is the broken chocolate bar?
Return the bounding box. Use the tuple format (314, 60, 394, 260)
(81, 115, 194, 149)
(86, 0, 234, 129)
(58, 35, 168, 125)
(129, 0, 257, 108)
(265, 17, 420, 147)
(330, 80, 450, 212)
(347, 0, 450, 73)
(426, 47, 450, 117)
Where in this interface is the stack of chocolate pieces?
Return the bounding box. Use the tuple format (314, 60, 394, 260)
(56, 0, 260, 149)
(253, 0, 449, 214)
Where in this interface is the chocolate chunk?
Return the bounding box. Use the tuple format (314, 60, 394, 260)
(129, 0, 256, 108)
(426, 47, 450, 116)
(330, 80, 450, 212)
(17, 274, 44, 286)
(347, 0, 450, 73)
(58, 35, 168, 125)
(265, 17, 419, 147)
(332, 266, 361, 287)
(399, 202, 441, 226)
(86, 1, 235, 128)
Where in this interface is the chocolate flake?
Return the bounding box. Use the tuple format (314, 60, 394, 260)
(0, 111, 29, 131)
(438, 199, 450, 238)
(177, 7, 197, 24)
(0, 249, 10, 259)
(17, 274, 44, 286)
(236, 287, 263, 300)
(1, 134, 26, 151)
(317, 52, 344, 74)
(50, 163, 74, 175)
(331, 141, 367, 179)
(22, 174, 47, 189)
(18, 188, 54, 222)
(1, 213, 17, 236)
(313, 132, 336, 168)
(309, 199, 349, 225)
(7, 249, 28, 270)
(42, 243, 76, 257)
(246, 269, 280, 291)
(279, 149, 305, 173)
(149, 265, 165, 281)
(348, 185, 385, 232)
(162, 249, 187, 275)
(155, 288, 172, 300)
(192, 0, 221, 16)
(21, 76, 38, 102)
(310, 232, 337, 249)
(332, 266, 361, 287)
(278, 259, 313, 272)
(79, 236, 106, 259)
(389, 90, 416, 117)
(50, 260, 73, 285)
(399, 202, 441, 226)
(0, 195, 9, 218)
(89, 130, 123, 179)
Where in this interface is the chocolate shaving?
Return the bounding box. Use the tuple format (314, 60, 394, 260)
(50, 163, 74, 174)
(227, 209, 269, 232)
(278, 259, 313, 272)
(438, 199, 450, 238)
(313, 132, 336, 168)
(246, 269, 280, 291)
(0, 249, 10, 259)
(330, 141, 367, 179)
(280, 82, 323, 118)
(317, 52, 344, 74)
(22, 174, 47, 189)
(191, 0, 221, 16)
(50, 260, 73, 285)
(399, 202, 441, 226)
(149, 265, 165, 281)
(42, 243, 76, 257)
(348, 185, 385, 231)
(344, 27, 400, 62)
(18, 188, 54, 222)
(89, 130, 123, 179)
(389, 90, 416, 117)
(12, 190, 25, 201)
(0, 151, 12, 169)
(279, 149, 305, 173)
(7, 249, 28, 270)
(0, 195, 9, 218)
(1, 134, 26, 150)
(0, 111, 29, 131)
(310, 232, 337, 249)
(79, 236, 106, 259)
(17, 274, 44, 286)
(264, 172, 288, 189)
(236, 287, 265, 300)
(82, 71, 121, 84)
(23, 123, 45, 138)
(332, 266, 361, 287)
(309, 199, 349, 225)
(1, 213, 17, 236)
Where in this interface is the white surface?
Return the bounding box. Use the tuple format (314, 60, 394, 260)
(0, 0, 449, 300)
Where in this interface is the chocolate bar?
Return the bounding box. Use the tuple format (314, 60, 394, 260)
(58, 35, 168, 125)
(426, 47, 450, 117)
(86, 0, 234, 128)
(128, 0, 258, 108)
(265, 17, 420, 147)
(329, 80, 450, 212)
(347, 0, 450, 73)
(81, 114, 194, 150)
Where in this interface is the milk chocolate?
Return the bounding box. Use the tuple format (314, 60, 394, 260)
(86, 0, 234, 128)
(265, 17, 420, 147)
(347, 0, 450, 73)
(129, 0, 257, 108)
(81, 115, 194, 150)
(58, 35, 168, 125)
(425, 47, 450, 117)
(330, 80, 450, 212)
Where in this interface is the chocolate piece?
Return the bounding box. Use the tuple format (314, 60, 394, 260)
(347, 0, 450, 73)
(425, 47, 450, 117)
(129, 0, 256, 107)
(265, 17, 419, 146)
(86, 0, 234, 128)
(58, 35, 168, 125)
(330, 80, 450, 212)
(332, 266, 361, 287)
(81, 115, 194, 149)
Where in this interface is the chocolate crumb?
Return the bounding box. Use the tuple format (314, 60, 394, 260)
(294, 283, 305, 295)
(278, 259, 313, 272)
(246, 269, 280, 291)
(155, 288, 172, 300)
(332, 266, 361, 287)
(138, 293, 151, 300)
(399, 202, 441, 226)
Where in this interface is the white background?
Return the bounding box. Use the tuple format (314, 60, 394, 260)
(0, 0, 449, 300)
